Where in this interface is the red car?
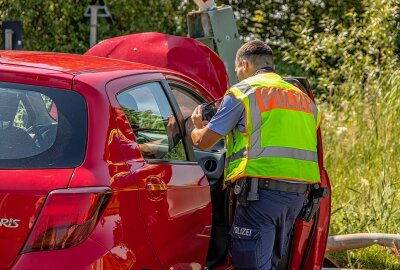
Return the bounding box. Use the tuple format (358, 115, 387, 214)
(0, 33, 331, 270)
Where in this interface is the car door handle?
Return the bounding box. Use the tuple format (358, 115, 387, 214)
(145, 177, 167, 200)
(146, 182, 167, 191)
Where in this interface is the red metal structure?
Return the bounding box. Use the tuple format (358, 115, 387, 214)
(0, 33, 330, 269)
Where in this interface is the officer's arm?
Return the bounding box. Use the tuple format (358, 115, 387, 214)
(190, 105, 223, 150)
(191, 126, 223, 150)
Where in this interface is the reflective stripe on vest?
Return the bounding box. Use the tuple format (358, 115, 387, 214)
(224, 73, 321, 184)
(227, 146, 318, 164)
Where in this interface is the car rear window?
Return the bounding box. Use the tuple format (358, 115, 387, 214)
(0, 83, 87, 169)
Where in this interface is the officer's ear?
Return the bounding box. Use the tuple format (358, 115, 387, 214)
(242, 59, 250, 71)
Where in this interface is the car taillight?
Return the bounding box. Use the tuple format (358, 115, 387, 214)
(22, 187, 111, 253)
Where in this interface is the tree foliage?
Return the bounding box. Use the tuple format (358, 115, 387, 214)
(1, 0, 368, 56)
(217, 1, 363, 53)
(284, 0, 399, 97)
(0, 0, 196, 53)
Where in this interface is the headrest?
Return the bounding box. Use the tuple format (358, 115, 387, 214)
(0, 91, 20, 122)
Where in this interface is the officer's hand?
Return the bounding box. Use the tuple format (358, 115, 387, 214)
(191, 105, 208, 129)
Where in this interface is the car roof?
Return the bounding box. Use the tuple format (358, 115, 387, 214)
(0, 50, 162, 75)
(0, 50, 217, 102)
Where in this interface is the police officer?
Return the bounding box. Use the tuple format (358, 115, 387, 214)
(191, 40, 322, 269)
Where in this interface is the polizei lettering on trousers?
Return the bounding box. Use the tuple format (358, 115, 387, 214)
(233, 225, 252, 237)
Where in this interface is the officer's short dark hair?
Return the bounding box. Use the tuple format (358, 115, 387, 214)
(236, 40, 274, 68)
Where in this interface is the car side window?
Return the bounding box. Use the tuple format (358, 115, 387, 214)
(116, 82, 187, 161)
(170, 85, 203, 120)
(170, 83, 226, 152)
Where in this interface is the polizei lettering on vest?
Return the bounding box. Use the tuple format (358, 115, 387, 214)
(233, 225, 252, 237)
(256, 87, 314, 114)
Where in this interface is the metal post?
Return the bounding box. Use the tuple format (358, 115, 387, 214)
(5, 29, 14, 50)
(89, 5, 98, 48)
(187, 6, 241, 84)
(84, 1, 113, 48)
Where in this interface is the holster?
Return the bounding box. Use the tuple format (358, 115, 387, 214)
(299, 184, 329, 222)
(234, 178, 249, 207)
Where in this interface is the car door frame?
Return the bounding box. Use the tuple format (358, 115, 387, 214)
(165, 77, 231, 268)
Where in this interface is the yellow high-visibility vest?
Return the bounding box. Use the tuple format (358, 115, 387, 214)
(224, 72, 322, 184)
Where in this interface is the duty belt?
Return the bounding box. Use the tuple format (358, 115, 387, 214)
(258, 178, 309, 194)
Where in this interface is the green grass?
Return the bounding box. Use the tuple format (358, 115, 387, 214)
(320, 80, 400, 268)
(329, 246, 400, 269)
(273, 0, 400, 267)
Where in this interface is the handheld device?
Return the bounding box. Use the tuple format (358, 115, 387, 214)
(201, 98, 221, 121)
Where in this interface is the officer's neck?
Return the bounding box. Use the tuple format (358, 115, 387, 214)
(254, 66, 276, 75)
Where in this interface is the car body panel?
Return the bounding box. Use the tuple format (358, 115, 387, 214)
(69, 73, 163, 268)
(134, 163, 211, 268)
(87, 174, 162, 269)
(0, 59, 79, 270)
(0, 169, 73, 269)
(12, 237, 122, 270)
(0, 51, 152, 75)
(0, 64, 72, 90)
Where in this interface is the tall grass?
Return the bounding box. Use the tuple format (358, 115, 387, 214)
(320, 74, 400, 268)
(282, 0, 400, 267)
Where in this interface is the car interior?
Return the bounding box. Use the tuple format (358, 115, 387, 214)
(0, 89, 57, 160)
